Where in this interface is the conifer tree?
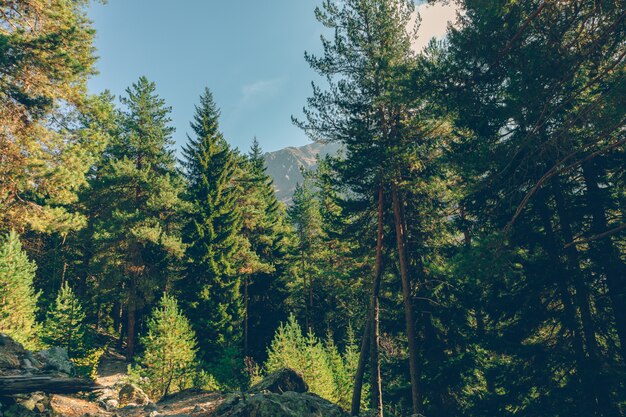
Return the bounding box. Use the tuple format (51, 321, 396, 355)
(0, 231, 40, 348)
(180, 88, 243, 365)
(91, 77, 185, 358)
(296, 1, 422, 413)
(287, 177, 323, 332)
(238, 139, 291, 361)
(42, 282, 87, 357)
(133, 294, 199, 399)
(0, 0, 107, 234)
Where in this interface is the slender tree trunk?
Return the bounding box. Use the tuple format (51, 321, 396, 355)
(370, 186, 384, 416)
(551, 177, 616, 416)
(391, 184, 422, 415)
(351, 318, 371, 416)
(302, 246, 310, 332)
(244, 275, 249, 357)
(352, 185, 385, 416)
(581, 162, 626, 362)
(551, 178, 599, 357)
(536, 194, 596, 414)
(126, 276, 137, 360)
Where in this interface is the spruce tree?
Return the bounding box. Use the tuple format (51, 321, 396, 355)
(42, 282, 87, 357)
(180, 88, 243, 366)
(134, 294, 199, 399)
(0, 231, 40, 348)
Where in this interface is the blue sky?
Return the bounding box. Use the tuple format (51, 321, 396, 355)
(87, 1, 457, 153)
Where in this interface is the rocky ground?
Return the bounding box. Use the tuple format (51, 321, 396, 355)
(0, 335, 349, 417)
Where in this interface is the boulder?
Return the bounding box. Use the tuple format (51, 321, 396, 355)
(118, 383, 149, 406)
(215, 391, 349, 417)
(249, 368, 308, 394)
(0, 334, 27, 372)
(35, 348, 73, 375)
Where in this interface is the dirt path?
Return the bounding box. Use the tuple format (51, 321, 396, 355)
(96, 348, 128, 388)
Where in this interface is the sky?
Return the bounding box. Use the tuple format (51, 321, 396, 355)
(87, 1, 458, 153)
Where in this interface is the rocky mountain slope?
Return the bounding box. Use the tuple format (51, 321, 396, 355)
(263, 142, 340, 203)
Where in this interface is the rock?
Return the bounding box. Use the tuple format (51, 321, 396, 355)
(148, 412, 161, 417)
(249, 368, 308, 394)
(215, 391, 349, 417)
(118, 383, 149, 406)
(18, 398, 36, 411)
(35, 347, 73, 375)
(0, 334, 26, 372)
(192, 405, 206, 413)
(143, 401, 157, 411)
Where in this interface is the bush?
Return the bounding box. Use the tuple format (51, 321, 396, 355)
(42, 281, 87, 357)
(72, 347, 107, 380)
(264, 314, 364, 409)
(0, 231, 41, 349)
(131, 294, 208, 399)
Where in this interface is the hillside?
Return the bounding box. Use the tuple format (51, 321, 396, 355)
(263, 142, 340, 203)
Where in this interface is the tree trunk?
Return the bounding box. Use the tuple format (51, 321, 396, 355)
(551, 177, 616, 416)
(551, 178, 599, 357)
(536, 194, 596, 415)
(244, 275, 249, 357)
(351, 318, 371, 416)
(351, 185, 385, 416)
(0, 375, 102, 395)
(126, 277, 137, 360)
(581, 162, 626, 362)
(391, 184, 422, 415)
(369, 186, 384, 417)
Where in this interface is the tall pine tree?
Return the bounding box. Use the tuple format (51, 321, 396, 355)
(91, 77, 185, 358)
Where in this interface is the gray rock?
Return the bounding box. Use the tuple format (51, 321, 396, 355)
(118, 383, 150, 406)
(143, 401, 158, 411)
(215, 391, 349, 417)
(35, 347, 73, 375)
(249, 368, 308, 394)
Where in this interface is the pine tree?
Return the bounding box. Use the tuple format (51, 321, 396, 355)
(441, 0, 626, 415)
(42, 282, 87, 358)
(0, 231, 40, 349)
(180, 88, 243, 365)
(295, 1, 423, 413)
(0, 0, 106, 234)
(287, 177, 322, 332)
(91, 77, 185, 358)
(238, 139, 291, 361)
(133, 294, 199, 399)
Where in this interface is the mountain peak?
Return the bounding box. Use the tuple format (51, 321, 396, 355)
(263, 142, 340, 203)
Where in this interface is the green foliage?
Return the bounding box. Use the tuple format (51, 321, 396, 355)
(0, 0, 107, 234)
(90, 76, 185, 357)
(42, 282, 87, 358)
(265, 315, 363, 409)
(180, 88, 244, 365)
(237, 139, 291, 361)
(72, 347, 107, 380)
(0, 231, 41, 349)
(132, 294, 201, 400)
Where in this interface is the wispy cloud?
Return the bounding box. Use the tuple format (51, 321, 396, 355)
(411, 2, 461, 52)
(240, 78, 283, 106)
